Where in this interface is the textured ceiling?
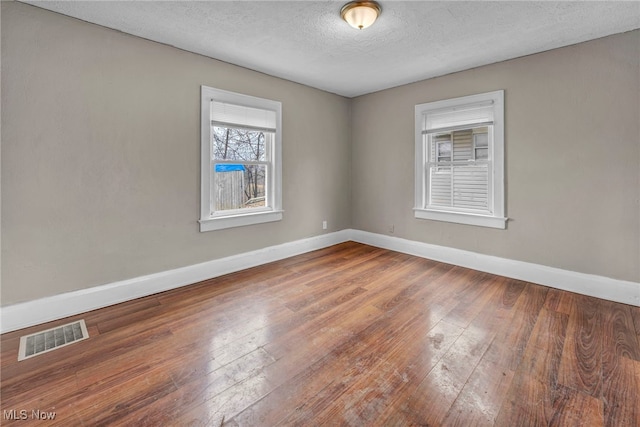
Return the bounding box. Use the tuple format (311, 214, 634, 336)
(22, 1, 640, 97)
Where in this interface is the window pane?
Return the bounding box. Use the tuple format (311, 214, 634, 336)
(437, 141, 451, 161)
(429, 164, 489, 212)
(452, 164, 488, 210)
(475, 147, 489, 160)
(213, 164, 267, 211)
(473, 132, 489, 160)
(451, 130, 473, 161)
(474, 133, 488, 147)
(430, 166, 452, 206)
(212, 127, 268, 161)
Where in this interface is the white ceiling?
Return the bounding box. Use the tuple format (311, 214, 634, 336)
(22, 1, 640, 97)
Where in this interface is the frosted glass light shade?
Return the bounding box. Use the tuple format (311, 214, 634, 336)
(341, 1, 381, 30)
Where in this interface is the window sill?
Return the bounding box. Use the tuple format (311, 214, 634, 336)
(414, 208, 507, 229)
(200, 210, 283, 232)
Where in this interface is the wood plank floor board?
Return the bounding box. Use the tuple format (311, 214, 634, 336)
(440, 273, 504, 329)
(557, 294, 603, 397)
(381, 326, 492, 426)
(549, 384, 604, 427)
(1, 324, 174, 399)
(439, 278, 528, 426)
(601, 300, 640, 427)
(408, 266, 489, 315)
(261, 256, 432, 362)
(602, 355, 639, 427)
(230, 267, 452, 425)
(72, 369, 178, 427)
(490, 283, 550, 373)
(308, 318, 466, 426)
(152, 348, 278, 426)
(261, 302, 385, 391)
(544, 288, 575, 315)
(631, 306, 640, 340)
(274, 301, 441, 425)
(441, 357, 515, 427)
(1, 242, 638, 426)
(0, 373, 79, 417)
(611, 303, 640, 361)
(363, 260, 452, 310)
(92, 297, 163, 334)
(382, 277, 528, 426)
(229, 305, 389, 426)
(494, 306, 569, 426)
(369, 259, 452, 313)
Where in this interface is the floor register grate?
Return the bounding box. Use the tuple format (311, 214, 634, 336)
(18, 320, 89, 361)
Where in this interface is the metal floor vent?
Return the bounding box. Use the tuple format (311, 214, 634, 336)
(18, 320, 89, 361)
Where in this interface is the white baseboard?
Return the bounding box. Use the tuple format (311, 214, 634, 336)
(0, 230, 351, 333)
(350, 229, 640, 308)
(3, 228, 638, 333)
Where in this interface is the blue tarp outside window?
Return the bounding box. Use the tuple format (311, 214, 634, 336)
(215, 164, 246, 172)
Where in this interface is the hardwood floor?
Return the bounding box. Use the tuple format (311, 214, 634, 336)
(1, 242, 639, 426)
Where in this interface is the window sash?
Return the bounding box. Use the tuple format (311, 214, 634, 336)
(428, 127, 491, 165)
(210, 131, 274, 216)
(211, 162, 272, 215)
(425, 163, 492, 214)
(424, 126, 494, 214)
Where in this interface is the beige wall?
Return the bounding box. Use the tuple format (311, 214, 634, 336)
(351, 30, 639, 283)
(1, 2, 352, 304)
(2, 3, 638, 307)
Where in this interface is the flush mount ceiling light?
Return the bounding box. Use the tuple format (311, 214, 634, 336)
(341, 1, 382, 30)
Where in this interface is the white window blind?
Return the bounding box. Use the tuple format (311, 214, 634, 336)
(423, 101, 494, 134)
(211, 101, 277, 133)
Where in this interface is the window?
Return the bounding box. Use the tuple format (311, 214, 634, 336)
(200, 86, 282, 231)
(414, 90, 506, 229)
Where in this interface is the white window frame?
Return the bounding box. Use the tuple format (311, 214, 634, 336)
(200, 86, 283, 232)
(414, 90, 507, 229)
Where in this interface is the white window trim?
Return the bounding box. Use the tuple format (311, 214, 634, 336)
(414, 90, 507, 229)
(200, 86, 283, 232)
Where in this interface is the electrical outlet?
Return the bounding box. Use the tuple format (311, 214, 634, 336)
(322, 220, 328, 230)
